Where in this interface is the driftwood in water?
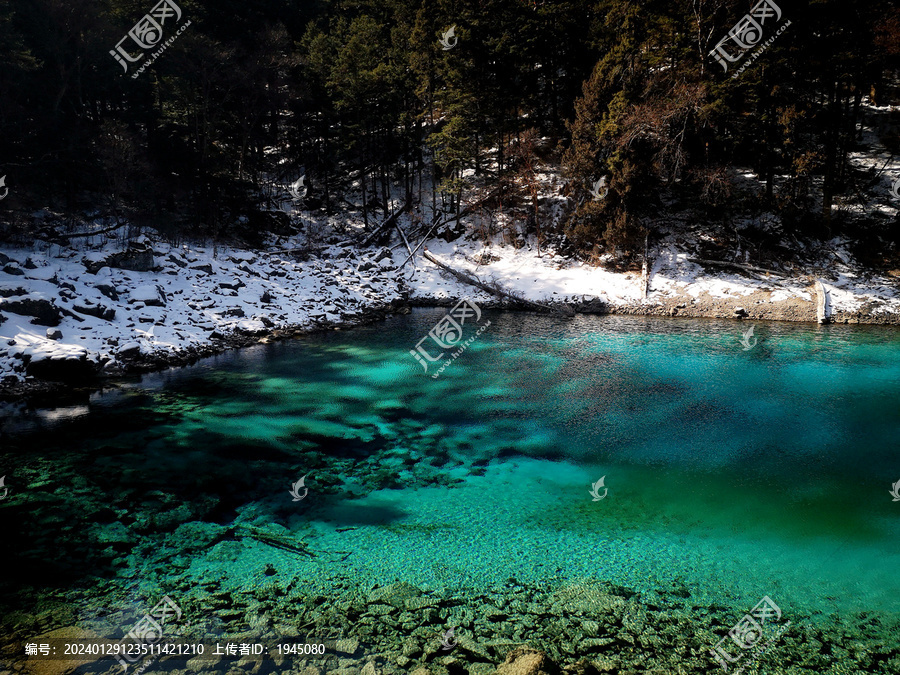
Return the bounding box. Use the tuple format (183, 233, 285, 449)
(232, 525, 353, 562)
(422, 249, 574, 317)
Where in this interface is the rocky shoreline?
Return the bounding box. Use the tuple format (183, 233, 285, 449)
(3, 232, 900, 405)
(4, 291, 900, 404)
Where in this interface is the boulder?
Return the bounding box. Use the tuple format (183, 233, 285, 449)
(26, 354, 98, 382)
(73, 304, 116, 321)
(3, 263, 25, 276)
(219, 279, 246, 291)
(130, 285, 166, 307)
(0, 296, 62, 326)
(190, 263, 214, 274)
(84, 243, 154, 273)
(117, 342, 143, 358)
(107, 244, 154, 272)
(94, 283, 119, 301)
(46, 328, 63, 340)
(0, 285, 28, 298)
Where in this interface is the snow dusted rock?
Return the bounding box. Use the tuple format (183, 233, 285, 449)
(167, 254, 188, 268)
(0, 253, 10, 266)
(117, 342, 142, 358)
(46, 328, 63, 340)
(130, 284, 166, 307)
(93, 283, 119, 301)
(3, 262, 25, 276)
(219, 279, 246, 291)
(108, 243, 154, 272)
(0, 295, 62, 326)
(234, 319, 267, 334)
(190, 263, 214, 274)
(73, 303, 116, 321)
(0, 284, 28, 298)
(23, 265, 58, 282)
(26, 352, 98, 382)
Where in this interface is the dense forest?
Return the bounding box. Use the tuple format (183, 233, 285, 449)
(1, 0, 899, 260)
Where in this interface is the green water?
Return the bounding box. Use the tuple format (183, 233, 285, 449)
(2, 311, 899, 635)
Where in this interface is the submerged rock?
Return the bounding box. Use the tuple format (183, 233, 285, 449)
(495, 647, 560, 675)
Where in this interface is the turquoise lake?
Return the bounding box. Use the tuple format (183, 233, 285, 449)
(1, 311, 899, 663)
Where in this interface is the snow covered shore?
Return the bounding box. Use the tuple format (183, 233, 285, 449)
(2, 226, 899, 398)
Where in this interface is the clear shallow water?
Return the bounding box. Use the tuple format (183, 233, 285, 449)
(2, 312, 900, 632)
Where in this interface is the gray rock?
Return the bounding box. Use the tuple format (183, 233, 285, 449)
(3, 263, 25, 276)
(191, 263, 214, 274)
(0, 285, 28, 298)
(26, 354, 98, 382)
(46, 328, 63, 340)
(85, 245, 155, 273)
(219, 279, 246, 291)
(0, 297, 62, 326)
(73, 304, 116, 321)
(94, 283, 119, 301)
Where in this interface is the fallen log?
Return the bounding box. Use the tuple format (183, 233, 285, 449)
(400, 187, 506, 268)
(422, 248, 574, 317)
(358, 200, 411, 247)
(688, 258, 785, 277)
(815, 279, 830, 324)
